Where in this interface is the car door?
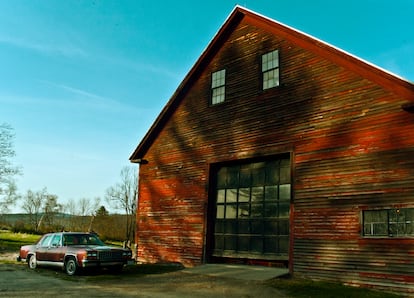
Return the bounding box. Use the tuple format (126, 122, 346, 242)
(45, 233, 64, 262)
(36, 234, 53, 261)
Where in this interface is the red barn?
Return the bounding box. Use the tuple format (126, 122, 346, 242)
(130, 6, 414, 293)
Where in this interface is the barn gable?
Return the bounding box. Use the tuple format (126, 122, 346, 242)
(130, 6, 414, 162)
(130, 6, 414, 294)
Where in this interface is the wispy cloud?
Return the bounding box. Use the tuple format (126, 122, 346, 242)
(0, 35, 88, 58)
(39, 81, 144, 113)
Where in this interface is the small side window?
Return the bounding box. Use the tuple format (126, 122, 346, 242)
(363, 208, 414, 237)
(211, 69, 226, 105)
(262, 50, 279, 90)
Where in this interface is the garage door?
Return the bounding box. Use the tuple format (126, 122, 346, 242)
(212, 158, 291, 260)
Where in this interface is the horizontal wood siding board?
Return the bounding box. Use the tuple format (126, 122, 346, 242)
(294, 239, 414, 291)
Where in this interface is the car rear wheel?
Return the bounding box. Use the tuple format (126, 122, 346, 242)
(65, 257, 78, 276)
(28, 254, 37, 269)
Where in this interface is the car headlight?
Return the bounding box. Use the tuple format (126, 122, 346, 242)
(85, 251, 98, 259)
(122, 251, 132, 257)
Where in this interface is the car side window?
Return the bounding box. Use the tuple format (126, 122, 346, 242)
(39, 235, 53, 247)
(50, 234, 62, 247)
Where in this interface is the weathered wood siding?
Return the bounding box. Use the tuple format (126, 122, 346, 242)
(136, 16, 414, 293)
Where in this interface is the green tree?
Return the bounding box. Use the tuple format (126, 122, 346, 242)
(96, 205, 109, 217)
(42, 193, 62, 230)
(0, 123, 20, 214)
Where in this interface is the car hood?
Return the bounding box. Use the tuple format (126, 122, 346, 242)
(70, 245, 129, 251)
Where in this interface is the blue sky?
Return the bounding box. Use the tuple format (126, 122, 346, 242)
(1, 1, 413, 213)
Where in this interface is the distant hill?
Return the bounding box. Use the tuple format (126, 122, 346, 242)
(1, 213, 73, 224)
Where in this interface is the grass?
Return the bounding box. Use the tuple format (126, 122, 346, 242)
(0, 231, 404, 297)
(268, 276, 401, 298)
(0, 230, 40, 252)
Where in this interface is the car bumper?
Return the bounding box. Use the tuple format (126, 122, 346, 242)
(16, 256, 26, 262)
(81, 260, 130, 268)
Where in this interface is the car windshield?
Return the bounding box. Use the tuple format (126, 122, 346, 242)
(63, 234, 105, 246)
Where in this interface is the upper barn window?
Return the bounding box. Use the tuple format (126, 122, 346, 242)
(262, 50, 279, 90)
(211, 69, 226, 105)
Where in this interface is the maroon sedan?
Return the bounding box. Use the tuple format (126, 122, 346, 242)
(17, 232, 133, 275)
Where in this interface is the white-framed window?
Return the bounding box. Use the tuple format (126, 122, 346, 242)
(363, 208, 414, 237)
(262, 50, 279, 90)
(211, 69, 226, 105)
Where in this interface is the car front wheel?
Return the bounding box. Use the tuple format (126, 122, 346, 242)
(28, 254, 37, 269)
(65, 258, 78, 276)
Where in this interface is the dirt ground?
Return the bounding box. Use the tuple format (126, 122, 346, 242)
(0, 252, 289, 298)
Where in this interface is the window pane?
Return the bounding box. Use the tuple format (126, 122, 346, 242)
(279, 203, 290, 218)
(251, 203, 263, 218)
(279, 184, 291, 201)
(262, 50, 279, 72)
(215, 220, 224, 233)
(217, 189, 225, 203)
(373, 223, 388, 235)
(265, 185, 278, 201)
(264, 220, 277, 235)
(225, 221, 237, 234)
(280, 164, 290, 183)
(238, 203, 249, 218)
(215, 235, 224, 250)
(212, 69, 225, 88)
(263, 69, 279, 89)
(264, 237, 277, 253)
(251, 236, 263, 253)
(265, 161, 279, 185)
(212, 86, 225, 104)
(251, 220, 263, 234)
(279, 237, 289, 253)
(238, 236, 250, 252)
(226, 189, 237, 203)
(239, 166, 251, 187)
(238, 220, 249, 234)
(216, 205, 225, 218)
(225, 204, 237, 219)
(265, 203, 278, 217)
(227, 167, 239, 187)
(239, 188, 250, 202)
(251, 186, 263, 203)
(224, 236, 237, 250)
(363, 210, 388, 236)
(216, 167, 227, 188)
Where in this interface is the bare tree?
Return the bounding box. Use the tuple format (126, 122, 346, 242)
(21, 188, 48, 232)
(65, 199, 78, 216)
(105, 166, 137, 241)
(0, 123, 21, 214)
(64, 199, 79, 231)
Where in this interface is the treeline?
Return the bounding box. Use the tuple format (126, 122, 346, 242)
(1, 211, 135, 242)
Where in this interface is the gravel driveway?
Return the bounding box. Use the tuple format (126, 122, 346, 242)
(0, 261, 289, 297)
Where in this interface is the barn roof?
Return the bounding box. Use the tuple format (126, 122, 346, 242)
(130, 5, 414, 162)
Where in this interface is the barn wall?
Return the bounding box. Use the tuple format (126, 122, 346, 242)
(135, 17, 414, 292)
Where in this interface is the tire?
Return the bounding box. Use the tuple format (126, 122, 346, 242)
(28, 254, 37, 269)
(64, 257, 78, 276)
